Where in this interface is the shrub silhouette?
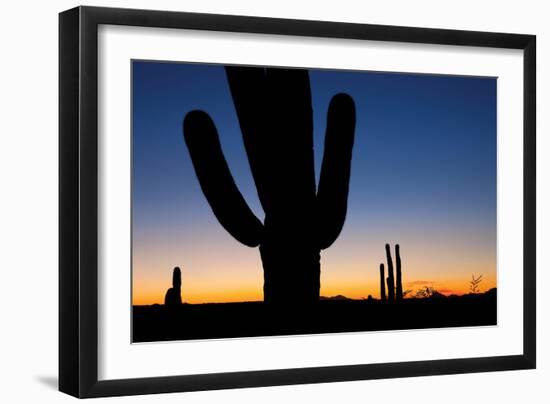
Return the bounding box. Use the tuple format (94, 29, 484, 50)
(183, 67, 356, 304)
(414, 285, 443, 299)
(380, 244, 403, 302)
(469, 274, 483, 294)
(164, 266, 182, 306)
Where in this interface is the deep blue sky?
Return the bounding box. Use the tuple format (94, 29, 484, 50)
(132, 61, 496, 304)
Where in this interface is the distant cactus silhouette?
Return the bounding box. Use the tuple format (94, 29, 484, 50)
(379, 263, 386, 301)
(164, 266, 182, 305)
(395, 244, 403, 301)
(381, 244, 403, 302)
(183, 66, 356, 304)
(385, 244, 395, 301)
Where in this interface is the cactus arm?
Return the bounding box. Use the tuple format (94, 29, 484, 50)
(183, 110, 264, 247)
(173, 267, 181, 289)
(316, 93, 356, 249)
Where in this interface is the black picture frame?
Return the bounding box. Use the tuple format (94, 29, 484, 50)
(59, 5, 536, 398)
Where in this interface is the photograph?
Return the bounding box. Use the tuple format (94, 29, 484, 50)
(131, 61, 498, 343)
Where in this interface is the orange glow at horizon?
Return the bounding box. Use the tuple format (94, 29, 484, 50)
(132, 270, 496, 305)
(132, 228, 497, 305)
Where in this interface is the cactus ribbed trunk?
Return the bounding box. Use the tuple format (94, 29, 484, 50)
(260, 216, 320, 303)
(260, 243, 320, 304)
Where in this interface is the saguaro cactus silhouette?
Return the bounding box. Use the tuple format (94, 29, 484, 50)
(183, 66, 356, 304)
(164, 266, 182, 306)
(379, 263, 386, 301)
(395, 244, 403, 301)
(385, 244, 395, 301)
(382, 244, 403, 302)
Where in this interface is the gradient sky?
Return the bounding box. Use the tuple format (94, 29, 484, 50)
(132, 61, 497, 305)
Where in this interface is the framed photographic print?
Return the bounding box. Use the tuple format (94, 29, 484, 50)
(59, 6, 536, 398)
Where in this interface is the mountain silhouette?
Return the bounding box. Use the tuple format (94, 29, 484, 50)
(320, 295, 351, 301)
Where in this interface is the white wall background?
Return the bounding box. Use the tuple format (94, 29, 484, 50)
(0, 0, 546, 402)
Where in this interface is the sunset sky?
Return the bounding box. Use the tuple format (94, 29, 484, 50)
(132, 61, 496, 305)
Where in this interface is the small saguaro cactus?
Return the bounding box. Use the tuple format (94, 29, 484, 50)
(164, 266, 182, 306)
(381, 244, 403, 302)
(183, 66, 356, 304)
